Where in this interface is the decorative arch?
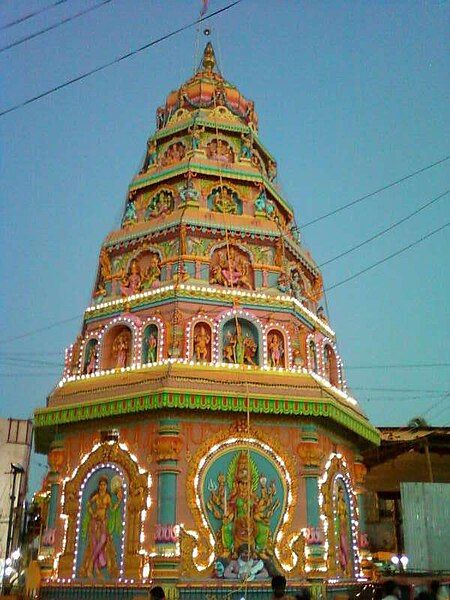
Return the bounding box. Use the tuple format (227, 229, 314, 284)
(209, 242, 253, 290)
(160, 141, 186, 167)
(205, 138, 235, 164)
(181, 421, 303, 579)
(140, 316, 165, 363)
(207, 184, 242, 215)
(185, 314, 215, 362)
(215, 309, 265, 366)
(318, 452, 362, 579)
(97, 316, 139, 371)
(57, 439, 151, 582)
(144, 189, 174, 220)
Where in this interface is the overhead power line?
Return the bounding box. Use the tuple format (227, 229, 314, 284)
(0, 0, 243, 118)
(302, 156, 450, 229)
(319, 189, 449, 268)
(1, 0, 69, 31)
(0, 314, 83, 345)
(325, 221, 450, 292)
(346, 363, 450, 370)
(0, 0, 113, 54)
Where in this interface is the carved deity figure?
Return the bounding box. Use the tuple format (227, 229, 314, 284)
(336, 484, 352, 577)
(268, 332, 284, 368)
(143, 138, 158, 170)
(188, 122, 204, 151)
(142, 255, 161, 289)
(207, 452, 280, 559)
(223, 322, 257, 366)
(85, 341, 98, 374)
(122, 201, 137, 228)
(112, 332, 129, 368)
(179, 179, 199, 204)
(144, 328, 158, 363)
(193, 324, 211, 361)
(240, 131, 253, 160)
(146, 191, 173, 219)
(207, 139, 234, 163)
(79, 476, 123, 579)
(120, 259, 142, 297)
(213, 188, 237, 214)
(95, 248, 112, 296)
(317, 306, 328, 323)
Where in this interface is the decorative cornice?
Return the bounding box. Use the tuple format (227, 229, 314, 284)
(34, 388, 380, 446)
(129, 161, 293, 214)
(84, 283, 333, 336)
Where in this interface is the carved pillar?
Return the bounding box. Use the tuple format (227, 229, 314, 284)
(298, 426, 326, 574)
(153, 419, 182, 551)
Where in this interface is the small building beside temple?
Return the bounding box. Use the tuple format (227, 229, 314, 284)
(33, 44, 380, 599)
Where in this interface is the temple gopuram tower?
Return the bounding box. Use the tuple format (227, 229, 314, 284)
(34, 44, 379, 599)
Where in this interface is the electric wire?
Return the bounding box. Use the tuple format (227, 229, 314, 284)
(325, 221, 450, 292)
(319, 189, 449, 268)
(1, 0, 70, 31)
(0, 0, 244, 118)
(0, 314, 83, 345)
(0, 0, 113, 54)
(301, 155, 449, 228)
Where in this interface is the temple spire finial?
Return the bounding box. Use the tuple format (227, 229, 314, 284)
(201, 41, 216, 73)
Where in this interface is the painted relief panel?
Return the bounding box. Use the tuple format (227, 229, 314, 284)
(76, 466, 126, 580)
(202, 448, 285, 560)
(222, 318, 259, 365)
(333, 476, 353, 578)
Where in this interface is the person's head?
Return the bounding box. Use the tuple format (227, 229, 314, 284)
(272, 574, 287, 598)
(150, 585, 165, 600)
(237, 543, 250, 562)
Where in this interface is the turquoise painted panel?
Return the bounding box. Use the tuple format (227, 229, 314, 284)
(305, 476, 320, 528)
(158, 472, 177, 524)
(201, 446, 286, 555)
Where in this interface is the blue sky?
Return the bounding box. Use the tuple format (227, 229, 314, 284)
(1, 1, 449, 483)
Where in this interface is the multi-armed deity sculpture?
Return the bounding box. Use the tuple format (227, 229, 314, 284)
(33, 43, 378, 599)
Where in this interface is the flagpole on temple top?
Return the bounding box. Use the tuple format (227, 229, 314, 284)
(193, 1, 210, 73)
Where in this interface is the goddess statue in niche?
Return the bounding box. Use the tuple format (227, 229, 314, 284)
(206, 451, 280, 559)
(268, 331, 284, 368)
(79, 475, 123, 579)
(112, 332, 130, 368)
(121, 201, 137, 228)
(223, 320, 258, 365)
(212, 188, 237, 214)
(95, 248, 112, 297)
(335, 482, 352, 577)
(120, 259, 142, 297)
(193, 323, 211, 362)
(143, 324, 158, 363)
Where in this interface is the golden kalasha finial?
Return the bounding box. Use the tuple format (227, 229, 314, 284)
(202, 41, 216, 72)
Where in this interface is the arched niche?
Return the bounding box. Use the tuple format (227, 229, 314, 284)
(209, 244, 253, 290)
(58, 440, 150, 582)
(102, 325, 133, 370)
(320, 454, 361, 579)
(222, 317, 260, 366)
(267, 329, 286, 368)
(144, 189, 174, 220)
(308, 339, 318, 373)
(324, 344, 339, 387)
(142, 322, 160, 364)
(192, 321, 212, 362)
(83, 338, 98, 374)
(205, 138, 234, 164)
(207, 185, 242, 215)
(160, 142, 186, 167)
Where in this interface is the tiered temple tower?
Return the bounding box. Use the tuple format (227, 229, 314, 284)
(34, 44, 379, 599)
